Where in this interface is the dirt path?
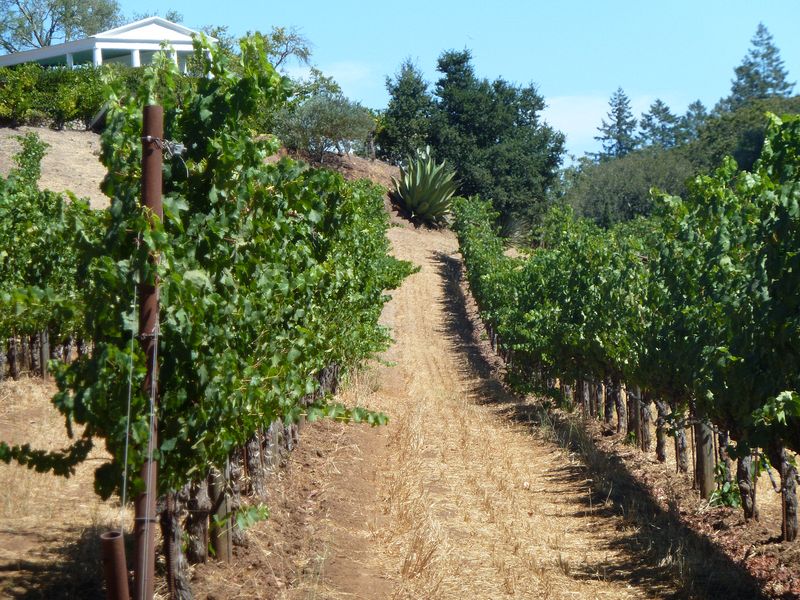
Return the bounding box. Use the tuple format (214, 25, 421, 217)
(247, 226, 690, 600)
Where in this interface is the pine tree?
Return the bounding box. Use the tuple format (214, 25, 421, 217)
(680, 100, 709, 143)
(639, 99, 680, 148)
(595, 87, 638, 159)
(720, 23, 795, 111)
(375, 59, 434, 164)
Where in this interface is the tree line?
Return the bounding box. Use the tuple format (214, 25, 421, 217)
(376, 23, 798, 230)
(566, 23, 798, 227)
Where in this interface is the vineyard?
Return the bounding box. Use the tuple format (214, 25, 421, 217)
(0, 24, 799, 600)
(0, 37, 415, 596)
(452, 114, 800, 545)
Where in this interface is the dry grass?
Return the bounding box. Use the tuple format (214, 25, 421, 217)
(0, 377, 122, 599)
(333, 227, 666, 599)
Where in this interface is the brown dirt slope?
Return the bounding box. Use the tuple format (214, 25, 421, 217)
(0, 126, 107, 208)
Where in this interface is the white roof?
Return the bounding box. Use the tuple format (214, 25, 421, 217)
(94, 17, 201, 43)
(0, 17, 214, 67)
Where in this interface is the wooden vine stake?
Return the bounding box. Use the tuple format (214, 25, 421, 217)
(133, 104, 164, 600)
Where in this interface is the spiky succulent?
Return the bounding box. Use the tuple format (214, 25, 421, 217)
(390, 146, 457, 227)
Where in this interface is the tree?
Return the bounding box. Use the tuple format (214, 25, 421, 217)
(595, 87, 638, 160)
(376, 59, 433, 164)
(276, 69, 373, 162)
(691, 95, 800, 172)
(564, 147, 693, 226)
(719, 23, 794, 111)
(428, 49, 564, 223)
(680, 99, 709, 143)
(0, 0, 122, 53)
(639, 99, 680, 148)
(259, 26, 310, 70)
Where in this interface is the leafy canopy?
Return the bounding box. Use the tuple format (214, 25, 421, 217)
(428, 49, 565, 224)
(0, 0, 122, 53)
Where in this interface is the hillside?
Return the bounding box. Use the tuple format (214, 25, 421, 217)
(0, 127, 402, 214)
(1, 126, 797, 599)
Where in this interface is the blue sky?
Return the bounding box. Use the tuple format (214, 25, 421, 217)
(119, 0, 799, 158)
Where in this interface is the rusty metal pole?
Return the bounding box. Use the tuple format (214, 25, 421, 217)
(133, 104, 163, 600)
(101, 530, 131, 600)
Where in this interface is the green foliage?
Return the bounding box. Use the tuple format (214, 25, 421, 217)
(0, 133, 103, 475)
(680, 100, 709, 144)
(390, 146, 457, 227)
(433, 50, 565, 223)
(234, 503, 269, 531)
(709, 463, 741, 508)
(690, 95, 800, 173)
(563, 146, 693, 226)
(719, 23, 795, 112)
(376, 59, 433, 164)
(454, 114, 800, 472)
(0, 62, 188, 127)
(0, 63, 41, 124)
(383, 49, 564, 224)
(0, 132, 103, 343)
(0, 36, 415, 499)
(639, 99, 680, 149)
(0, 0, 122, 53)
(275, 68, 373, 161)
(594, 87, 638, 160)
(276, 92, 374, 161)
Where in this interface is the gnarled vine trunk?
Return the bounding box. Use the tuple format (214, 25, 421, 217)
(160, 491, 192, 600)
(8, 336, 19, 380)
(185, 479, 211, 564)
(627, 385, 640, 445)
(612, 378, 626, 434)
(693, 418, 716, 499)
(655, 400, 669, 463)
(640, 390, 652, 453)
(768, 442, 798, 542)
(737, 453, 759, 522)
(594, 381, 604, 419)
(674, 408, 690, 474)
(229, 452, 246, 547)
(604, 377, 615, 426)
(717, 431, 733, 485)
(245, 432, 268, 499)
(578, 379, 590, 416)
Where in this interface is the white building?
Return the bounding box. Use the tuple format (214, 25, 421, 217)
(0, 17, 212, 72)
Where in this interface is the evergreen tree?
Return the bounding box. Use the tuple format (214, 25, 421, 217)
(595, 87, 638, 159)
(719, 23, 794, 111)
(680, 100, 709, 144)
(375, 59, 433, 164)
(639, 99, 680, 148)
(428, 49, 564, 222)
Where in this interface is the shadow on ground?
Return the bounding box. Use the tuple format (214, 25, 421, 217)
(0, 525, 111, 599)
(433, 249, 766, 600)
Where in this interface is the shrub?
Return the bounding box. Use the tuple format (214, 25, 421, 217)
(390, 146, 457, 227)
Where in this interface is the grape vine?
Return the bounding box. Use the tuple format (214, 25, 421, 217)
(453, 114, 800, 541)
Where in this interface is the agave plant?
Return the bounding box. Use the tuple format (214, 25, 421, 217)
(390, 146, 457, 227)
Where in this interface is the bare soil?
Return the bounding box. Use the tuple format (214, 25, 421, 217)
(0, 126, 107, 208)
